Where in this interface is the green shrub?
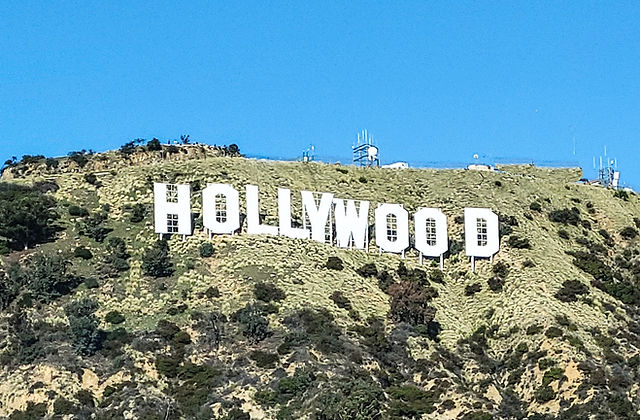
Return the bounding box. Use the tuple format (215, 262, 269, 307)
(534, 385, 555, 403)
(545, 327, 563, 339)
(231, 303, 271, 342)
(508, 235, 531, 249)
(526, 325, 543, 335)
(130, 203, 146, 223)
(53, 397, 76, 415)
(555, 280, 589, 302)
(388, 385, 439, 417)
(282, 308, 344, 354)
(84, 277, 99, 289)
(542, 367, 564, 386)
(155, 320, 181, 341)
(199, 242, 214, 258)
(549, 208, 581, 225)
(634, 217, 640, 230)
(492, 261, 509, 279)
(0, 183, 60, 250)
(8, 402, 47, 419)
(147, 138, 162, 151)
(103, 236, 130, 275)
(356, 263, 378, 278)
(84, 173, 98, 185)
(326, 256, 344, 270)
(204, 286, 220, 298)
(558, 229, 570, 240)
(65, 298, 103, 356)
(105, 310, 125, 325)
(530, 201, 542, 212)
(45, 157, 59, 169)
(68, 205, 89, 217)
(155, 354, 182, 378)
(465, 283, 482, 296)
(119, 141, 137, 157)
(389, 281, 438, 326)
(8, 254, 75, 303)
(73, 246, 93, 259)
(172, 330, 192, 346)
(429, 270, 445, 284)
(254, 282, 285, 303)
(68, 151, 89, 167)
(614, 189, 629, 201)
(620, 226, 638, 240)
(487, 277, 504, 292)
(330, 291, 352, 310)
(142, 240, 174, 278)
(78, 211, 111, 242)
(315, 376, 386, 420)
(249, 350, 279, 368)
(567, 251, 613, 281)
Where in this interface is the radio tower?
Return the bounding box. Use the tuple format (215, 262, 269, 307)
(352, 129, 380, 167)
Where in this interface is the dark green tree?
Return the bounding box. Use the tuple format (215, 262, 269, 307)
(65, 298, 103, 356)
(141, 240, 174, 278)
(0, 183, 59, 250)
(146, 138, 162, 151)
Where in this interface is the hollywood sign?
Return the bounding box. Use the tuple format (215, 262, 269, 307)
(153, 183, 499, 269)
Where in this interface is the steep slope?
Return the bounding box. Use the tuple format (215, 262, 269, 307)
(1, 146, 639, 419)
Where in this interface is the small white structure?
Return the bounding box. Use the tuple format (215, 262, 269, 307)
(467, 164, 495, 172)
(382, 162, 409, 169)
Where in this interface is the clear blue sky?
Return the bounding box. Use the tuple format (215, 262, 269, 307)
(1, 2, 639, 187)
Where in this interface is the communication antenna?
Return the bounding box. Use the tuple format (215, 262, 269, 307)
(302, 145, 315, 163)
(353, 129, 380, 167)
(596, 146, 620, 189)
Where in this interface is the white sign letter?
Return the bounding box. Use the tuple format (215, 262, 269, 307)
(246, 185, 279, 235)
(278, 188, 310, 239)
(333, 199, 369, 249)
(374, 203, 409, 254)
(153, 183, 192, 235)
(301, 190, 334, 243)
(202, 183, 240, 234)
(464, 208, 499, 258)
(414, 208, 448, 257)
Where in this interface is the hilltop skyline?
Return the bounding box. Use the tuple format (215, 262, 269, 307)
(1, 2, 639, 188)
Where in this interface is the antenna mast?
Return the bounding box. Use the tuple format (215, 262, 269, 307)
(352, 129, 380, 167)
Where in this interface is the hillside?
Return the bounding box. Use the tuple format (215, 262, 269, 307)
(1, 144, 640, 420)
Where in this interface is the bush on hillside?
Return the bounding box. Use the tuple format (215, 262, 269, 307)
(199, 242, 214, 258)
(231, 303, 271, 342)
(68, 151, 89, 167)
(530, 201, 542, 212)
(68, 205, 89, 217)
(7, 254, 76, 304)
(130, 203, 146, 223)
(65, 298, 103, 356)
(388, 281, 437, 326)
(549, 208, 581, 225)
(78, 211, 112, 242)
(330, 291, 353, 311)
(621, 226, 638, 240)
(0, 183, 59, 250)
(555, 280, 589, 302)
(73, 246, 93, 260)
(356, 263, 378, 278)
(254, 282, 285, 303)
(508, 235, 531, 249)
(326, 256, 344, 270)
(147, 138, 162, 151)
(103, 236, 130, 275)
(141, 240, 174, 278)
